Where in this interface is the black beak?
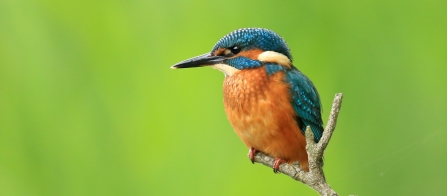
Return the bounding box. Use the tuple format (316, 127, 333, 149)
(170, 53, 226, 69)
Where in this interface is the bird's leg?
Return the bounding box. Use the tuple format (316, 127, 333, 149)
(248, 147, 257, 164)
(248, 148, 285, 173)
(273, 158, 285, 173)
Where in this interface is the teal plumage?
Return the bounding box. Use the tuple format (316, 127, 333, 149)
(286, 67, 323, 142)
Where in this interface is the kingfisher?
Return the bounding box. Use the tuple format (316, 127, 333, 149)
(171, 28, 323, 172)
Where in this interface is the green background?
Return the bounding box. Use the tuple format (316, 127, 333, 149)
(1, 0, 446, 195)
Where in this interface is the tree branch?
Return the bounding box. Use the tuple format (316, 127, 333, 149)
(253, 93, 343, 196)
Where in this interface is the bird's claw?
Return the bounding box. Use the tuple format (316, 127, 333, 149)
(248, 147, 257, 164)
(273, 158, 285, 173)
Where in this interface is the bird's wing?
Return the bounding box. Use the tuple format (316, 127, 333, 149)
(285, 67, 324, 143)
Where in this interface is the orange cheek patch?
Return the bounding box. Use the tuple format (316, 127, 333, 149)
(234, 49, 263, 60)
(213, 48, 226, 56)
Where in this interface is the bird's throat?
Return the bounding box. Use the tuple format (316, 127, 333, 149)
(211, 63, 240, 76)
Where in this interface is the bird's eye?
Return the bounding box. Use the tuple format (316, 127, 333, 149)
(229, 46, 241, 55)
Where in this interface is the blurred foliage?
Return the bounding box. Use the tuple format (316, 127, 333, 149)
(1, 0, 446, 195)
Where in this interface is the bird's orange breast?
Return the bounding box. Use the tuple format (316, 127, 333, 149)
(223, 67, 309, 170)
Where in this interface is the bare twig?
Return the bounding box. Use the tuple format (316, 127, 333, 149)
(253, 93, 343, 196)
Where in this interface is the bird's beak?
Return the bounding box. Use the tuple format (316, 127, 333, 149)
(170, 53, 226, 69)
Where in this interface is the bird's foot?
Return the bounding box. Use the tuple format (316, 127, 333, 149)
(273, 158, 285, 173)
(248, 147, 257, 164)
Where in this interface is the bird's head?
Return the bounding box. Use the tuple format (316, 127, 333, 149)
(171, 28, 293, 76)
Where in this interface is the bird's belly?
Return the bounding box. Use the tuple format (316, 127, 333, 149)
(223, 68, 307, 163)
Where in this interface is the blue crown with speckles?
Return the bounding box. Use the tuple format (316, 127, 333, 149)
(211, 28, 293, 61)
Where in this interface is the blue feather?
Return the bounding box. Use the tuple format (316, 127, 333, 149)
(265, 63, 285, 75)
(285, 67, 323, 143)
(225, 57, 262, 69)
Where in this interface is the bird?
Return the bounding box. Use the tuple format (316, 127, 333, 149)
(171, 28, 323, 172)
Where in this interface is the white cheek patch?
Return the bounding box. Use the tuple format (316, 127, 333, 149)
(257, 51, 291, 67)
(211, 64, 240, 76)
